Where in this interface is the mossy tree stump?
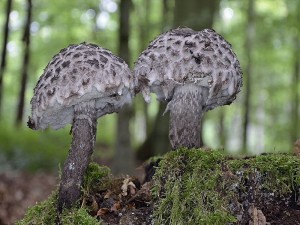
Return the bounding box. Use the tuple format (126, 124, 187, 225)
(18, 150, 300, 225)
(152, 149, 300, 224)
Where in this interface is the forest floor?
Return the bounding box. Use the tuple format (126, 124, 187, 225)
(2, 145, 300, 225)
(0, 171, 57, 225)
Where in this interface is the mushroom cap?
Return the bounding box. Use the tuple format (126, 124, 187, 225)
(29, 43, 135, 130)
(134, 27, 243, 111)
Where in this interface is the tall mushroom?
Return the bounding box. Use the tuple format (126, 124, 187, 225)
(134, 28, 243, 149)
(28, 43, 135, 212)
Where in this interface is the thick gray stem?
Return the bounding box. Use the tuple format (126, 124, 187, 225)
(167, 84, 209, 149)
(57, 100, 97, 213)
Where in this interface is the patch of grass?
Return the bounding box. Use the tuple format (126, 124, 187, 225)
(0, 123, 70, 172)
(152, 149, 300, 225)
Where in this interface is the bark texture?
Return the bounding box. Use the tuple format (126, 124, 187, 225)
(167, 84, 209, 149)
(57, 102, 97, 213)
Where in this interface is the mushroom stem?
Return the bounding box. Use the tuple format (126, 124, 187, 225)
(57, 100, 97, 213)
(167, 84, 209, 149)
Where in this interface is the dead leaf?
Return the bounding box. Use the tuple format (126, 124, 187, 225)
(97, 208, 110, 217)
(121, 176, 136, 197)
(248, 205, 268, 225)
(110, 201, 121, 212)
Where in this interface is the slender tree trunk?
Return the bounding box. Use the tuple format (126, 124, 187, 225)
(173, 0, 219, 147)
(218, 110, 226, 147)
(291, 36, 300, 142)
(242, 0, 255, 152)
(113, 0, 135, 175)
(16, 0, 32, 125)
(173, 0, 219, 30)
(0, 0, 13, 118)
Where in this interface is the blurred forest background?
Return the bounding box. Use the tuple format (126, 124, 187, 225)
(0, 0, 299, 223)
(0, 0, 300, 174)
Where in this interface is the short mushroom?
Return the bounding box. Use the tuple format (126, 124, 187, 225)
(134, 28, 242, 149)
(28, 42, 135, 212)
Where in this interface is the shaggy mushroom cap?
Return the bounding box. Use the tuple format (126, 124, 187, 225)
(134, 28, 243, 111)
(28, 42, 135, 130)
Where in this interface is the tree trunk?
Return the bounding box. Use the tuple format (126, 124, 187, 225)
(113, 0, 135, 175)
(291, 35, 299, 143)
(16, 0, 32, 125)
(137, 103, 171, 161)
(0, 0, 13, 118)
(173, 0, 219, 30)
(242, 0, 255, 153)
(218, 110, 226, 147)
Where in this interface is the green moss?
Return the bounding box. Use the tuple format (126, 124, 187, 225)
(83, 162, 111, 194)
(17, 163, 110, 225)
(152, 149, 300, 225)
(16, 192, 58, 225)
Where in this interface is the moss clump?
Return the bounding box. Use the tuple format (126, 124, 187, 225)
(16, 192, 58, 225)
(16, 191, 99, 225)
(152, 149, 300, 225)
(17, 163, 110, 225)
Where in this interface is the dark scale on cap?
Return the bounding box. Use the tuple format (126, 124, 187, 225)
(73, 53, 82, 58)
(99, 55, 108, 64)
(50, 57, 59, 66)
(149, 54, 156, 60)
(192, 54, 202, 64)
(62, 61, 71, 68)
(83, 51, 97, 55)
(50, 75, 59, 83)
(114, 55, 125, 63)
(174, 40, 182, 45)
(65, 51, 73, 57)
(82, 78, 90, 86)
(47, 87, 56, 96)
(55, 67, 61, 74)
(184, 40, 196, 48)
(44, 71, 52, 80)
(86, 58, 100, 68)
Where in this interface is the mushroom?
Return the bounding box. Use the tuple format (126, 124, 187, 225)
(28, 42, 135, 212)
(134, 28, 242, 149)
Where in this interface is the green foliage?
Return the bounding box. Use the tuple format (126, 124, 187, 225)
(0, 123, 69, 172)
(152, 149, 300, 224)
